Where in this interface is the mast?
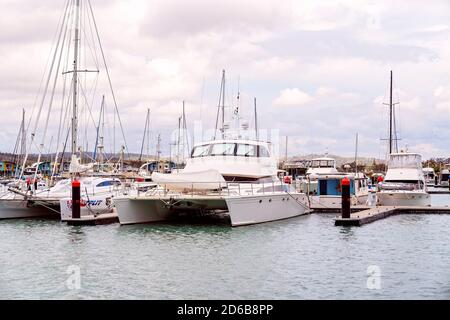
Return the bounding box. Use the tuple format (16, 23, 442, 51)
(354, 133, 358, 175)
(254, 97, 258, 141)
(20, 109, 26, 157)
(156, 134, 161, 172)
(139, 108, 150, 162)
(389, 70, 393, 155)
(221, 70, 225, 139)
(72, 0, 80, 156)
(177, 116, 181, 171)
(285, 136, 288, 161)
(214, 70, 226, 140)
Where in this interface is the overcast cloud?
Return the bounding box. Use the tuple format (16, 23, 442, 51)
(1, 0, 449, 159)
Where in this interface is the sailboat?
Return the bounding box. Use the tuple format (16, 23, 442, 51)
(377, 71, 430, 206)
(1, 0, 127, 219)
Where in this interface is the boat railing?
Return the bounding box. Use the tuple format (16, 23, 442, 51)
(127, 179, 297, 198)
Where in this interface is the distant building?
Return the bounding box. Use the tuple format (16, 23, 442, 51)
(0, 161, 16, 177)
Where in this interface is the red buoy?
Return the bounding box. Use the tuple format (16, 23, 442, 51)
(377, 176, 383, 183)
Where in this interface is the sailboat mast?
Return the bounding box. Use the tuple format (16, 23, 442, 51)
(20, 109, 26, 156)
(254, 97, 258, 141)
(354, 133, 358, 175)
(389, 70, 393, 155)
(221, 70, 226, 139)
(72, 0, 80, 156)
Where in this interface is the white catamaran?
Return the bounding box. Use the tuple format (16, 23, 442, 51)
(115, 71, 310, 226)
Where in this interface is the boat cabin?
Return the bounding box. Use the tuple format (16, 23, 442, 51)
(315, 175, 356, 196)
(306, 157, 338, 175)
(23, 161, 52, 176)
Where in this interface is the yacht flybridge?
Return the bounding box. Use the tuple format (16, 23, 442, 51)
(378, 153, 430, 206)
(306, 157, 339, 175)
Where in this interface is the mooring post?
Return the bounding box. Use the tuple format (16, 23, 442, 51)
(341, 177, 351, 219)
(435, 175, 438, 186)
(72, 179, 81, 219)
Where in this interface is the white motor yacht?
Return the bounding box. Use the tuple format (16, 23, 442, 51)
(422, 167, 436, 187)
(438, 164, 450, 187)
(377, 153, 430, 206)
(306, 172, 369, 208)
(115, 139, 309, 227)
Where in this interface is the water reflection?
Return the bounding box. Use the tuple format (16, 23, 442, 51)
(338, 226, 356, 240)
(67, 226, 86, 243)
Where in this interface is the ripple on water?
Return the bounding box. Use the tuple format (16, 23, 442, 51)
(0, 199, 450, 299)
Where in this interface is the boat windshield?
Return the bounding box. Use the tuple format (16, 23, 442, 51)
(236, 144, 257, 157)
(211, 143, 236, 156)
(311, 160, 334, 168)
(191, 142, 270, 158)
(191, 144, 210, 157)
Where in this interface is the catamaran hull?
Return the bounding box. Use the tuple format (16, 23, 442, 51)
(0, 199, 58, 219)
(225, 193, 309, 226)
(115, 193, 309, 226)
(377, 191, 431, 206)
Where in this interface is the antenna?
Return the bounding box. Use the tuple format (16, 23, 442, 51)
(254, 97, 259, 141)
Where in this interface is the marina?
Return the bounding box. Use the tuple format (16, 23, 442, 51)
(0, 0, 449, 303)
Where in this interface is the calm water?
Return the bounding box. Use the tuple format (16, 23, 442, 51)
(0, 195, 449, 300)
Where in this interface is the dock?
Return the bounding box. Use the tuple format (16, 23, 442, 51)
(66, 211, 119, 226)
(334, 205, 450, 226)
(428, 189, 450, 194)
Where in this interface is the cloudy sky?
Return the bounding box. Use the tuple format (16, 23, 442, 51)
(1, 0, 450, 160)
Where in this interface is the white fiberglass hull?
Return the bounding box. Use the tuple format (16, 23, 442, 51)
(377, 191, 431, 206)
(115, 192, 309, 226)
(0, 198, 58, 219)
(308, 194, 369, 209)
(225, 193, 309, 226)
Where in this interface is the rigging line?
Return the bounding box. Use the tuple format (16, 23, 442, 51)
(33, 9, 71, 183)
(20, 0, 71, 180)
(82, 1, 100, 70)
(25, 0, 72, 134)
(78, 80, 100, 128)
(51, 73, 73, 179)
(87, 0, 129, 158)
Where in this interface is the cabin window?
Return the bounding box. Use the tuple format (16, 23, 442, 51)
(210, 143, 236, 156)
(258, 146, 270, 157)
(236, 144, 256, 157)
(96, 180, 119, 187)
(191, 144, 211, 158)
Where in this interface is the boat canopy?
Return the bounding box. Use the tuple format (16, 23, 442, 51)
(388, 153, 422, 169)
